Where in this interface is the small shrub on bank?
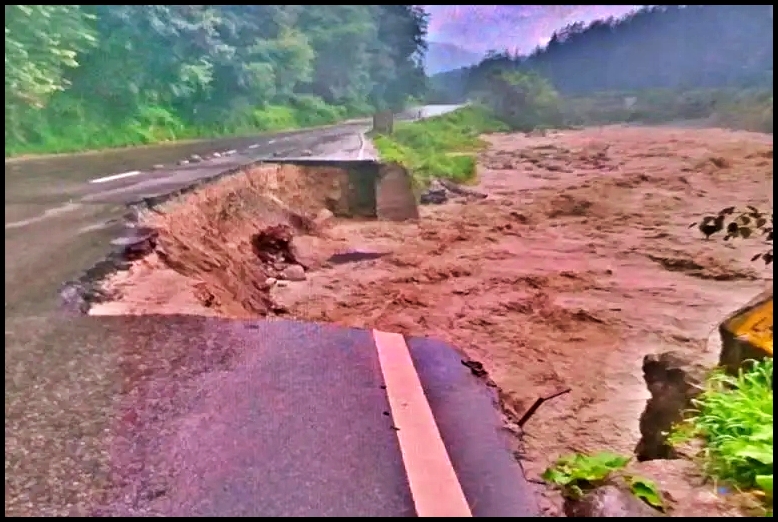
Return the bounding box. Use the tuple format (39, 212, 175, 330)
(475, 70, 564, 132)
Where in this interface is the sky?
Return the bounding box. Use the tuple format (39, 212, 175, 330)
(423, 5, 643, 54)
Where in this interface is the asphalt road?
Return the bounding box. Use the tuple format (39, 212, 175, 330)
(5, 105, 535, 517)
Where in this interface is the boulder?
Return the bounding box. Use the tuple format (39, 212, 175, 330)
(288, 235, 329, 271)
(280, 264, 306, 282)
(564, 485, 663, 517)
(420, 188, 448, 205)
(313, 208, 335, 228)
(634, 351, 708, 461)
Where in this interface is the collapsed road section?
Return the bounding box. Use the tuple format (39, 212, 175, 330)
(65, 158, 419, 317)
(60, 157, 539, 517)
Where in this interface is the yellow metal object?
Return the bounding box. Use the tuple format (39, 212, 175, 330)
(718, 288, 773, 373)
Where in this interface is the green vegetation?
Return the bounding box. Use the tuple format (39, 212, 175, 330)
(371, 106, 506, 185)
(542, 451, 665, 511)
(428, 5, 773, 133)
(670, 358, 774, 516)
(5, 5, 428, 156)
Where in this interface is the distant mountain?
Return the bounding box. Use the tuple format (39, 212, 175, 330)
(424, 41, 483, 75)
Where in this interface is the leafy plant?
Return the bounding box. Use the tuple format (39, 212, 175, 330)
(690, 205, 773, 265)
(627, 475, 665, 510)
(542, 451, 665, 510)
(670, 358, 773, 514)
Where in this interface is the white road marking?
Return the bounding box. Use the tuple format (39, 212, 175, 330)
(373, 330, 473, 517)
(89, 170, 142, 184)
(5, 202, 83, 230)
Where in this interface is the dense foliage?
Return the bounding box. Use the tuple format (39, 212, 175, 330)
(5, 5, 428, 156)
(430, 5, 773, 102)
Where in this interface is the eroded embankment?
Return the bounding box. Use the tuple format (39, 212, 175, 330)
(84, 162, 386, 318)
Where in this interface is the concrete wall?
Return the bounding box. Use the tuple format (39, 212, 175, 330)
(258, 158, 418, 222)
(376, 163, 419, 221)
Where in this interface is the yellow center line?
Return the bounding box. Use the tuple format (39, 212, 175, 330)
(372, 330, 473, 518)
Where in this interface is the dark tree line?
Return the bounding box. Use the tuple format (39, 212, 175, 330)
(431, 5, 773, 102)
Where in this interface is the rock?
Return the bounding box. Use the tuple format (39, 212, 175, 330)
(110, 227, 158, 258)
(313, 208, 334, 227)
(289, 235, 328, 271)
(280, 264, 306, 282)
(265, 277, 277, 287)
(152, 164, 165, 170)
(177, 159, 189, 166)
(627, 459, 747, 518)
(189, 154, 202, 163)
(437, 178, 488, 199)
(212, 151, 222, 158)
(224, 149, 237, 156)
(420, 188, 448, 205)
(564, 485, 664, 517)
(635, 351, 708, 461)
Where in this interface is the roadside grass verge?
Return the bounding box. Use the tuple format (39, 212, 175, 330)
(5, 95, 371, 158)
(670, 358, 774, 516)
(371, 106, 507, 186)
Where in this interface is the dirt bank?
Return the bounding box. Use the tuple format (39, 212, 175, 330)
(91, 125, 773, 516)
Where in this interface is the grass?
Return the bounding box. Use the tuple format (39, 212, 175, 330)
(371, 106, 507, 186)
(670, 358, 773, 515)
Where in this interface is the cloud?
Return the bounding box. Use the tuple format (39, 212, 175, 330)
(423, 5, 643, 53)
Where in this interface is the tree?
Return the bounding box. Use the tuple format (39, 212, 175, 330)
(5, 5, 431, 154)
(5, 5, 96, 140)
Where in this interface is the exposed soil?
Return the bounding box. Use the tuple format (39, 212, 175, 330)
(91, 125, 773, 516)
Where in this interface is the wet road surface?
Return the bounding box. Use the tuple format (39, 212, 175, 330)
(4, 105, 535, 517)
(94, 320, 536, 517)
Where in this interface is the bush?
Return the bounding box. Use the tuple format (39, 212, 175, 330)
(476, 70, 564, 131)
